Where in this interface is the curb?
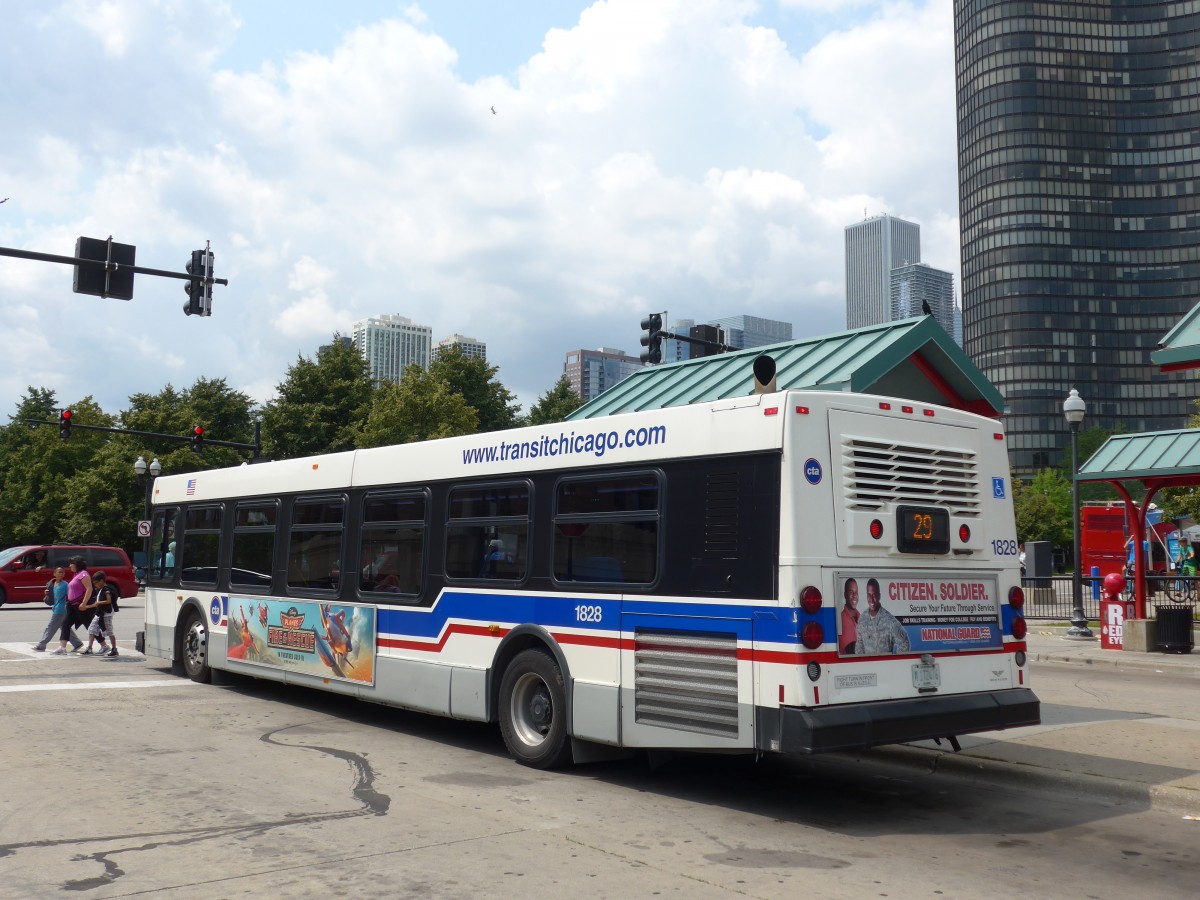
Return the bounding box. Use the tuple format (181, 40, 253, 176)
(1029, 647, 1200, 675)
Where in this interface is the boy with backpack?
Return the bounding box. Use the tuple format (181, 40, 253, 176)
(80, 570, 119, 657)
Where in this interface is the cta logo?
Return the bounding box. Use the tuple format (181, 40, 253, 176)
(804, 458, 822, 485)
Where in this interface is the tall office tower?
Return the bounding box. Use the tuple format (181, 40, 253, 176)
(663, 318, 695, 363)
(891, 263, 959, 344)
(955, 1, 1200, 473)
(845, 214, 921, 329)
(434, 334, 487, 361)
(704, 314, 793, 350)
(564, 347, 642, 402)
(351, 314, 433, 385)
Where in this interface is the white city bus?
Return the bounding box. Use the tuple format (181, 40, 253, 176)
(138, 388, 1038, 768)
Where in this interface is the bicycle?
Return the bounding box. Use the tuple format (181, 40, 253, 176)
(1165, 570, 1197, 603)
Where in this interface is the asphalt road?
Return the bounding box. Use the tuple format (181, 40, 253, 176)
(0, 602, 1196, 898)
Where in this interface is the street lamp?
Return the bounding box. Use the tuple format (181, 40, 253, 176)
(133, 456, 161, 585)
(1063, 389, 1094, 639)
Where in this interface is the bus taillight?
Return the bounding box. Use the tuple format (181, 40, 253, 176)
(869, 519, 884, 540)
(1011, 616, 1027, 640)
(959, 524, 971, 542)
(799, 586, 822, 614)
(1009, 585, 1025, 611)
(801, 622, 824, 649)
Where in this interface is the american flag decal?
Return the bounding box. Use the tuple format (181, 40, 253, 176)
(186, 478, 197, 496)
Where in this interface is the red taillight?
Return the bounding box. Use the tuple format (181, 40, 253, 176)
(959, 524, 971, 542)
(801, 622, 824, 649)
(799, 586, 823, 614)
(764, 407, 779, 416)
(902, 405, 914, 414)
(1009, 585, 1025, 611)
(1011, 617, 1027, 640)
(869, 519, 884, 540)
(879, 402, 892, 410)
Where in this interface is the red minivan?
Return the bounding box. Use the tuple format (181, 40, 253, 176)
(0, 544, 138, 605)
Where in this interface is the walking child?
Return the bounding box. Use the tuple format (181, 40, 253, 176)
(80, 570, 119, 656)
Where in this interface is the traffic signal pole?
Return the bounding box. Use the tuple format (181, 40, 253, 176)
(24, 418, 261, 457)
(0, 246, 228, 291)
(0, 237, 226, 313)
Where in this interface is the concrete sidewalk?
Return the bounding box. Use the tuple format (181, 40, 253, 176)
(873, 627, 1200, 817)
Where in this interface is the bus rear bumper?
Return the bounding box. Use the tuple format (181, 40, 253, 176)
(762, 688, 1040, 754)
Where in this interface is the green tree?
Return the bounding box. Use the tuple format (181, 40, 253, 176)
(260, 335, 375, 459)
(429, 346, 520, 432)
(527, 375, 583, 426)
(357, 365, 479, 448)
(122, 378, 255, 471)
(0, 396, 113, 545)
(1014, 468, 1072, 547)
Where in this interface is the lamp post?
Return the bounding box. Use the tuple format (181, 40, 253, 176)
(133, 456, 161, 585)
(1063, 389, 1094, 639)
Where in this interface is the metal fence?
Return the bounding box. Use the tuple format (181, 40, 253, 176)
(1021, 574, 1199, 622)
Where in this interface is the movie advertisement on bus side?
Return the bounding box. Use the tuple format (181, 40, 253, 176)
(835, 574, 1002, 656)
(225, 597, 377, 685)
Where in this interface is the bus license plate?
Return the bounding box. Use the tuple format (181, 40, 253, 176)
(912, 660, 940, 690)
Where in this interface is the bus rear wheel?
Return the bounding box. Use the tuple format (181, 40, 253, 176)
(180, 610, 212, 684)
(499, 649, 571, 769)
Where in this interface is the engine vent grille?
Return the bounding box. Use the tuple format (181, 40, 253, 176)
(634, 630, 739, 738)
(844, 437, 980, 516)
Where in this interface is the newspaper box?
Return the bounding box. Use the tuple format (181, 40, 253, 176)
(1099, 571, 1127, 651)
(1100, 597, 1126, 650)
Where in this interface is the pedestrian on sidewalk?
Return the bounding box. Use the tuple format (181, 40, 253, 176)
(32, 566, 80, 653)
(80, 570, 118, 657)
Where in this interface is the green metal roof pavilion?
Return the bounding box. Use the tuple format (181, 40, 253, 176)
(568, 316, 1004, 421)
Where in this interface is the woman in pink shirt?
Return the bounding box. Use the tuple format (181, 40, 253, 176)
(51, 555, 106, 655)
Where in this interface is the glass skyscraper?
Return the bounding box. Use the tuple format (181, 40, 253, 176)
(954, 1, 1200, 474)
(845, 214, 922, 329)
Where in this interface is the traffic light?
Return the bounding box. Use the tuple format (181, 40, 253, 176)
(58, 409, 72, 439)
(190, 424, 204, 452)
(689, 324, 722, 358)
(183, 249, 214, 316)
(640, 313, 663, 365)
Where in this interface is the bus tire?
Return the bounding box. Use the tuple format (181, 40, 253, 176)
(498, 648, 571, 769)
(180, 609, 212, 684)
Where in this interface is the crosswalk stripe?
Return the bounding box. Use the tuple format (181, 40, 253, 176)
(0, 680, 187, 693)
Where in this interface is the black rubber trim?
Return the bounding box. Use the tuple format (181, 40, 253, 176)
(759, 689, 1041, 754)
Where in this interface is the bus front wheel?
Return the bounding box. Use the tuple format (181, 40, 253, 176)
(180, 610, 212, 684)
(499, 649, 571, 769)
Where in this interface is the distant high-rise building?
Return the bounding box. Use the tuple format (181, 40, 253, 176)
(564, 347, 642, 402)
(434, 333, 487, 361)
(845, 214, 921, 329)
(890, 263, 958, 345)
(351, 314, 432, 385)
(954, 1, 1200, 473)
(663, 318, 695, 363)
(704, 314, 793, 350)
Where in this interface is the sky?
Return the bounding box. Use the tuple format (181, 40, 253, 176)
(0, 0, 960, 418)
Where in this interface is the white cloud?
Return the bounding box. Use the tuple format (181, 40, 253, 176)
(0, 0, 959, 417)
